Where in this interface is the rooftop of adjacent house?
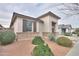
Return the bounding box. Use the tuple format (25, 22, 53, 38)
(58, 24, 72, 29)
(0, 24, 3, 28)
(10, 11, 61, 27)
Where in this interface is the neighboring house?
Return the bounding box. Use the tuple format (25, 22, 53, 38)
(58, 24, 72, 34)
(10, 11, 60, 33)
(0, 24, 4, 30)
(71, 28, 76, 33)
(0, 24, 12, 32)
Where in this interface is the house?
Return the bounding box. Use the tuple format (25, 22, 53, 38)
(0, 24, 6, 32)
(10, 11, 60, 34)
(0, 24, 3, 28)
(0, 24, 4, 30)
(58, 24, 72, 34)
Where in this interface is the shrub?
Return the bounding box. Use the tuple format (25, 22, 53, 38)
(32, 44, 54, 56)
(72, 32, 76, 34)
(0, 31, 16, 45)
(48, 33, 56, 42)
(77, 32, 79, 36)
(0, 32, 3, 44)
(56, 37, 73, 47)
(32, 36, 44, 45)
(64, 33, 71, 36)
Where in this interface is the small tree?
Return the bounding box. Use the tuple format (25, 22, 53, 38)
(74, 28, 79, 36)
(75, 28, 79, 33)
(48, 33, 56, 42)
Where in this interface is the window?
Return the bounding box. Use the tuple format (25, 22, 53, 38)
(23, 20, 32, 32)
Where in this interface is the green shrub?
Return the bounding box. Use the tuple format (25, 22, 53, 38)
(77, 32, 79, 36)
(48, 33, 56, 42)
(56, 37, 73, 47)
(72, 32, 76, 34)
(32, 36, 44, 45)
(64, 32, 71, 36)
(0, 31, 16, 45)
(0, 32, 2, 44)
(32, 44, 54, 56)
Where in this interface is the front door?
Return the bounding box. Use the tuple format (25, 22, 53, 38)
(52, 22, 56, 33)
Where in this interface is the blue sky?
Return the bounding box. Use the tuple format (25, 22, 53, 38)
(0, 3, 79, 28)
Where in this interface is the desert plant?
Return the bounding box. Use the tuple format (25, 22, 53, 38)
(77, 32, 79, 36)
(0, 32, 2, 44)
(75, 28, 79, 33)
(72, 32, 76, 34)
(64, 32, 72, 36)
(73, 28, 79, 36)
(56, 37, 73, 47)
(48, 33, 56, 42)
(32, 36, 44, 45)
(32, 44, 54, 56)
(0, 31, 16, 45)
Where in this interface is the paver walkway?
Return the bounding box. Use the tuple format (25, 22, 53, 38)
(0, 40, 35, 56)
(43, 37, 71, 56)
(0, 37, 71, 56)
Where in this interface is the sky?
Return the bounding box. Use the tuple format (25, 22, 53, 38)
(0, 3, 79, 28)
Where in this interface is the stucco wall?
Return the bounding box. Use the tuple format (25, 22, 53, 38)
(13, 17, 23, 33)
(13, 17, 36, 33)
(39, 15, 50, 32)
(36, 22, 40, 32)
(49, 15, 58, 32)
(12, 14, 59, 33)
(39, 15, 59, 32)
(36, 22, 44, 32)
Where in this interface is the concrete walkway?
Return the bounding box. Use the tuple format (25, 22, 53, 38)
(67, 39, 79, 56)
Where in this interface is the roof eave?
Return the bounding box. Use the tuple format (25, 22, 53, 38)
(37, 11, 61, 19)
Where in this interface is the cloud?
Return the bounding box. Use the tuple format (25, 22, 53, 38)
(58, 14, 79, 28)
(0, 18, 10, 27)
(0, 3, 78, 28)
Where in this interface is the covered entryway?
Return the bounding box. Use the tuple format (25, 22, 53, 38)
(61, 28, 66, 34)
(51, 22, 56, 33)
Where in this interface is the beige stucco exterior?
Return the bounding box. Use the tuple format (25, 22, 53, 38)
(36, 22, 44, 32)
(10, 12, 60, 33)
(50, 15, 58, 32)
(12, 17, 36, 33)
(12, 15, 59, 33)
(12, 17, 23, 33)
(38, 15, 58, 33)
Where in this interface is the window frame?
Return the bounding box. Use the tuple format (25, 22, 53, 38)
(23, 19, 33, 32)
